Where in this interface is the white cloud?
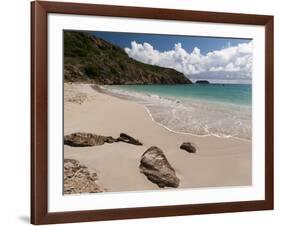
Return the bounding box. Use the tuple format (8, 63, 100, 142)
(124, 41, 253, 81)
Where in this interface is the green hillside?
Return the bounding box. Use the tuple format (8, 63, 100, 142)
(64, 31, 192, 85)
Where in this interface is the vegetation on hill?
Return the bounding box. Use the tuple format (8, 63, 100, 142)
(64, 31, 192, 85)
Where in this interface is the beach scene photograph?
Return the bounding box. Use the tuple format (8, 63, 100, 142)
(63, 30, 252, 194)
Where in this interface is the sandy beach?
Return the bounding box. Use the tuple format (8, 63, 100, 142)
(64, 83, 252, 192)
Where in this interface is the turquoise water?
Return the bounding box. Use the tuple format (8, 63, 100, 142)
(110, 84, 251, 106)
(105, 84, 252, 139)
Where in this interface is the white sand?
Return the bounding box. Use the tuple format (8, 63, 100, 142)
(64, 83, 252, 192)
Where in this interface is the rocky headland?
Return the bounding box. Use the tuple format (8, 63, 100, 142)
(64, 31, 192, 85)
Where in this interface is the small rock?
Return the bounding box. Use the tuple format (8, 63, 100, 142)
(64, 159, 104, 194)
(105, 136, 116, 143)
(116, 133, 142, 146)
(180, 142, 197, 153)
(64, 132, 116, 147)
(139, 146, 180, 188)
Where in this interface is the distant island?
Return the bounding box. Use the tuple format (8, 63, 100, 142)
(195, 80, 210, 84)
(64, 31, 192, 85)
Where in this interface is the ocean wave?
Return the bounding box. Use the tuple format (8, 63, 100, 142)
(102, 86, 252, 140)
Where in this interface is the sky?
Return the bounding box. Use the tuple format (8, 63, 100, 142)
(90, 31, 253, 83)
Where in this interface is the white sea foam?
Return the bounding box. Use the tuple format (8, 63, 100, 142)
(102, 86, 252, 140)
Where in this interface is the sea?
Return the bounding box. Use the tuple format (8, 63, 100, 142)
(103, 83, 252, 140)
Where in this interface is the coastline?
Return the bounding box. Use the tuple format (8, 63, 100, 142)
(94, 84, 252, 141)
(143, 105, 251, 142)
(64, 83, 252, 192)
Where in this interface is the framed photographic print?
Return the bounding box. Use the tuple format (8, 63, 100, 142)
(31, 1, 274, 225)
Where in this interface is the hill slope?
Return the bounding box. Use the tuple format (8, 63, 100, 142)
(64, 31, 192, 85)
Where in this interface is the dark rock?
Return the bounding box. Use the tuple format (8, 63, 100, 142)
(139, 146, 180, 188)
(116, 133, 142, 146)
(105, 136, 117, 144)
(64, 132, 116, 147)
(64, 159, 104, 194)
(180, 142, 197, 153)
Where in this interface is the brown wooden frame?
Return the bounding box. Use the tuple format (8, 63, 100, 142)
(31, 1, 274, 224)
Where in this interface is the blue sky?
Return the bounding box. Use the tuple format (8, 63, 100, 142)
(90, 31, 251, 55)
(88, 31, 253, 83)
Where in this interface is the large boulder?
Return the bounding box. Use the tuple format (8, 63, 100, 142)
(64, 159, 104, 194)
(139, 146, 180, 188)
(116, 133, 142, 146)
(180, 142, 197, 153)
(64, 132, 116, 147)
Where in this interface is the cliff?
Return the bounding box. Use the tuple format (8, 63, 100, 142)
(64, 31, 192, 85)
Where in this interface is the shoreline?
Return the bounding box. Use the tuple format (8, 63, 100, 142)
(64, 83, 252, 193)
(143, 105, 251, 142)
(91, 84, 251, 142)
